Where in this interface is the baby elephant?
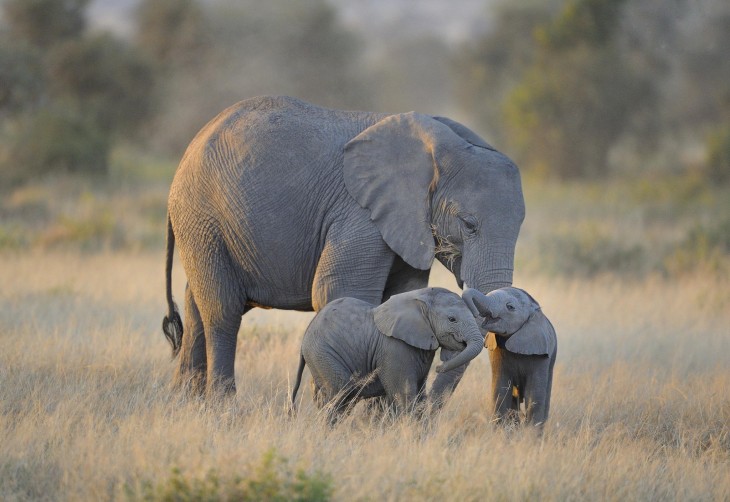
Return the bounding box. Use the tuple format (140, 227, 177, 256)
(291, 287, 484, 418)
(462, 287, 557, 428)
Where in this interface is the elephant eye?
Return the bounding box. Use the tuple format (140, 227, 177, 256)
(448, 316, 457, 323)
(506, 303, 516, 312)
(460, 214, 478, 234)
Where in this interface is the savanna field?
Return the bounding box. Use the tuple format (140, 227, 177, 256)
(1, 160, 729, 500)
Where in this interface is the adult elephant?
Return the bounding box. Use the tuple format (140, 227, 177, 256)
(162, 96, 525, 396)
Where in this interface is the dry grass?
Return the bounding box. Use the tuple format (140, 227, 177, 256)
(1, 250, 728, 501)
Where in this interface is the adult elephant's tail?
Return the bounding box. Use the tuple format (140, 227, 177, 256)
(290, 354, 307, 415)
(162, 213, 183, 358)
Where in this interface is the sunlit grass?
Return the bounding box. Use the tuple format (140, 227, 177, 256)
(1, 170, 728, 499)
(1, 251, 728, 500)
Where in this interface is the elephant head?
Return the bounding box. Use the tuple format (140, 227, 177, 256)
(462, 287, 556, 356)
(373, 288, 484, 373)
(344, 113, 525, 295)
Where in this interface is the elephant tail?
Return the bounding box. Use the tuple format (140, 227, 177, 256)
(290, 353, 306, 415)
(162, 213, 183, 358)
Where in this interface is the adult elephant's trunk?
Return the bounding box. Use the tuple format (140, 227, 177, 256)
(460, 239, 515, 296)
(437, 325, 484, 373)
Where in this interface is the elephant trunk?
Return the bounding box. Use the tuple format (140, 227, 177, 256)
(461, 240, 514, 295)
(462, 287, 495, 319)
(437, 326, 484, 373)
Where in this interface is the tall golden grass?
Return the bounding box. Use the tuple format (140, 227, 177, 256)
(1, 249, 728, 500)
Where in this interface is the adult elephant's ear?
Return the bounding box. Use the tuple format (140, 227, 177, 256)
(431, 116, 496, 151)
(505, 310, 557, 356)
(344, 112, 450, 270)
(373, 290, 438, 350)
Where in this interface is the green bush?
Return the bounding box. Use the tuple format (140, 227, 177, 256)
(0, 0, 155, 185)
(663, 217, 730, 276)
(706, 126, 730, 184)
(2, 0, 87, 49)
(48, 34, 156, 137)
(3, 106, 110, 183)
(540, 224, 646, 276)
(126, 449, 333, 502)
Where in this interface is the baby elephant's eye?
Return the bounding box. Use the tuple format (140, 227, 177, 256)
(506, 303, 516, 312)
(448, 316, 457, 323)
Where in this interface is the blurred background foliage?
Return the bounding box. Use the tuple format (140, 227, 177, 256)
(0, 0, 728, 277)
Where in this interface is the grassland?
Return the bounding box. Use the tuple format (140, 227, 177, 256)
(1, 168, 729, 500)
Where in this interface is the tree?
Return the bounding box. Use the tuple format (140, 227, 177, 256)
(503, 41, 653, 178)
(0, 36, 45, 117)
(135, 0, 210, 72)
(142, 0, 372, 155)
(706, 126, 730, 184)
(49, 34, 155, 137)
(3, 0, 88, 49)
(0, 0, 156, 183)
(454, 1, 559, 143)
(457, 0, 657, 179)
(6, 106, 110, 181)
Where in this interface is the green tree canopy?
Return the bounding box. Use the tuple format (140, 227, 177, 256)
(49, 34, 155, 136)
(3, 0, 88, 49)
(458, 0, 656, 179)
(135, 0, 210, 72)
(0, 0, 155, 183)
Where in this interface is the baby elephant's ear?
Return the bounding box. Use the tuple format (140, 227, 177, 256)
(373, 291, 439, 350)
(505, 310, 557, 356)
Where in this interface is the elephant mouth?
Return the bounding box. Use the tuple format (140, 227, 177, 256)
(453, 338, 468, 350)
(448, 333, 468, 350)
(481, 315, 500, 331)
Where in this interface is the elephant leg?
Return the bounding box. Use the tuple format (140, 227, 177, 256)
(311, 219, 393, 310)
(524, 359, 553, 428)
(493, 378, 519, 425)
(174, 284, 207, 394)
(202, 309, 242, 396)
(381, 256, 430, 302)
(544, 353, 556, 423)
(308, 362, 358, 424)
(430, 349, 470, 408)
(490, 351, 519, 425)
(383, 372, 421, 416)
(184, 245, 246, 397)
(523, 383, 547, 427)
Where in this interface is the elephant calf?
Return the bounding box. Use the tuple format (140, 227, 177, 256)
(291, 288, 484, 419)
(463, 287, 557, 428)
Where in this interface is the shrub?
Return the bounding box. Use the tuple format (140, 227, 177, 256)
(2, 106, 110, 183)
(539, 224, 646, 276)
(663, 217, 730, 277)
(706, 125, 730, 184)
(125, 449, 334, 502)
(0, 0, 155, 185)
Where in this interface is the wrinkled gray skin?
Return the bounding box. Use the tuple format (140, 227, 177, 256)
(163, 96, 525, 396)
(291, 288, 484, 419)
(462, 287, 557, 428)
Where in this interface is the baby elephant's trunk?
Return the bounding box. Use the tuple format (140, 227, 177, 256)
(437, 326, 484, 373)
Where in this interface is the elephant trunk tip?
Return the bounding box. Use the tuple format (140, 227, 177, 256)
(162, 303, 183, 359)
(435, 330, 484, 374)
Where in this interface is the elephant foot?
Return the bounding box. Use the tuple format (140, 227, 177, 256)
(493, 409, 521, 430)
(173, 369, 207, 398)
(205, 375, 237, 402)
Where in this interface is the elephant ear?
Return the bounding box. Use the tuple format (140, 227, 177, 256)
(373, 290, 438, 351)
(432, 116, 496, 151)
(344, 112, 454, 270)
(505, 310, 557, 356)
